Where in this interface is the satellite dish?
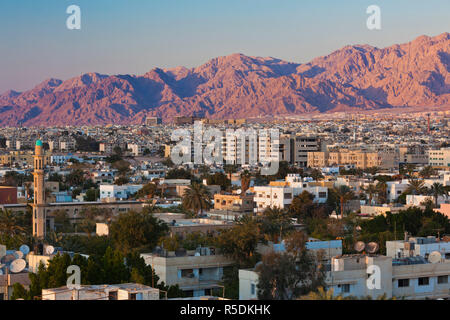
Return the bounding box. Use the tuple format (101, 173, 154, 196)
(354, 241, 365, 253)
(366, 242, 379, 254)
(14, 251, 24, 259)
(20, 245, 30, 256)
(45, 245, 55, 255)
(10, 259, 26, 273)
(428, 251, 442, 264)
(236, 189, 242, 195)
(1, 254, 16, 265)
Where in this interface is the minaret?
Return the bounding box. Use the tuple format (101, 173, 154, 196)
(32, 139, 46, 238)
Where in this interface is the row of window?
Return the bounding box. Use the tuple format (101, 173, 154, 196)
(398, 275, 448, 287)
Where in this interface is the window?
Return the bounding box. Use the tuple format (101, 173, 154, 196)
(437, 275, 448, 284)
(418, 277, 429, 286)
(319, 192, 327, 198)
(398, 279, 409, 287)
(108, 291, 118, 300)
(0, 293, 4, 300)
(341, 284, 350, 293)
(181, 269, 194, 278)
(251, 284, 256, 295)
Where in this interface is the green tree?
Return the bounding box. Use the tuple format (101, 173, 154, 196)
(182, 183, 212, 216)
(109, 210, 169, 254)
(331, 186, 355, 218)
(216, 217, 260, 267)
(256, 247, 325, 300)
(406, 178, 427, 195)
(206, 172, 231, 191)
(429, 182, 445, 208)
(259, 207, 293, 243)
(419, 165, 436, 179)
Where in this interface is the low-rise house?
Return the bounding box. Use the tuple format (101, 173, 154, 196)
(42, 283, 160, 300)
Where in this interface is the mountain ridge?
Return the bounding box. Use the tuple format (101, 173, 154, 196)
(1, 33, 449, 126)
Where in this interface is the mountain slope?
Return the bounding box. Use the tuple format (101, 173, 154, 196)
(1, 33, 449, 126)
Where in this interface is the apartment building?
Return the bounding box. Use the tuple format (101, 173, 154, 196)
(141, 248, 234, 297)
(99, 184, 143, 200)
(386, 236, 450, 260)
(253, 174, 328, 212)
(308, 150, 398, 170)
(429, 148, 450, 168)
(398, 146, 428, 165)
(239, 252, 450, 300)
(213, 193, 254, 213)
(278, 135, 322, 167)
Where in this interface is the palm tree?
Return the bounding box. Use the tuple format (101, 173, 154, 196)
(403, 164, 416, 178)
(376, 181, 388, 204)
(406, 179, 426, 195)
(299, 287, 345, 300)
(429, 182, 445, 208)
(361, 184, 378, 205)
(182, 183, 212, 217)
(0, 209, 26, 237)
(240, 170, 252, 193)
(419, 165, 436, 179)
(332, 186, 355, 219)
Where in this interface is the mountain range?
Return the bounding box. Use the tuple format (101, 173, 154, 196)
(0, 33, 449, 126)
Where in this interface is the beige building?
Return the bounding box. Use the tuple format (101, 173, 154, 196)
(308, 150, 398, 170)
(213, 193, 254, 213)
(428, 148, 450, 168)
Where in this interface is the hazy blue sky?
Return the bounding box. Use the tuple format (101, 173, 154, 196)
(0, 0, 449, 93)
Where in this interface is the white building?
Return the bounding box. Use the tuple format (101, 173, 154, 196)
(240, 253, 450, 300)
(42, 283, 160, 300)
(386, 236, 450, 260)
(141, 248, 234, 297)
(253, 174, 328, 213)
(406, 194, 446, 206)
(386, 180, 409, 202)
(99, 184, 143, 200)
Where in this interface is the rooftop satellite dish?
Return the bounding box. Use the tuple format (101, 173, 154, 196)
(428, 251, 442, 264)
(366, 242, 379, 254)
(354, 241, 365, 253)
(10, 259, 26, 273)
(14, 251, 24, 259)
(236, 189, 242, 195)
(45, 245, 55, 255)
(1, 254, 16, 265)
(20, 245, 30, 256)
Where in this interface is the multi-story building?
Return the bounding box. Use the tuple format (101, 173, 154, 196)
(141, 248, 234, 297)
(308, 150, 398, 170)
(429, 148, 450, 168)
(213, 193, 254, 213)
(253, 174, 328, 213)
(240, 251, 450, 300)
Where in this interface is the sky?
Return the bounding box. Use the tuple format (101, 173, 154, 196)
(0, 0, 449, 93)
